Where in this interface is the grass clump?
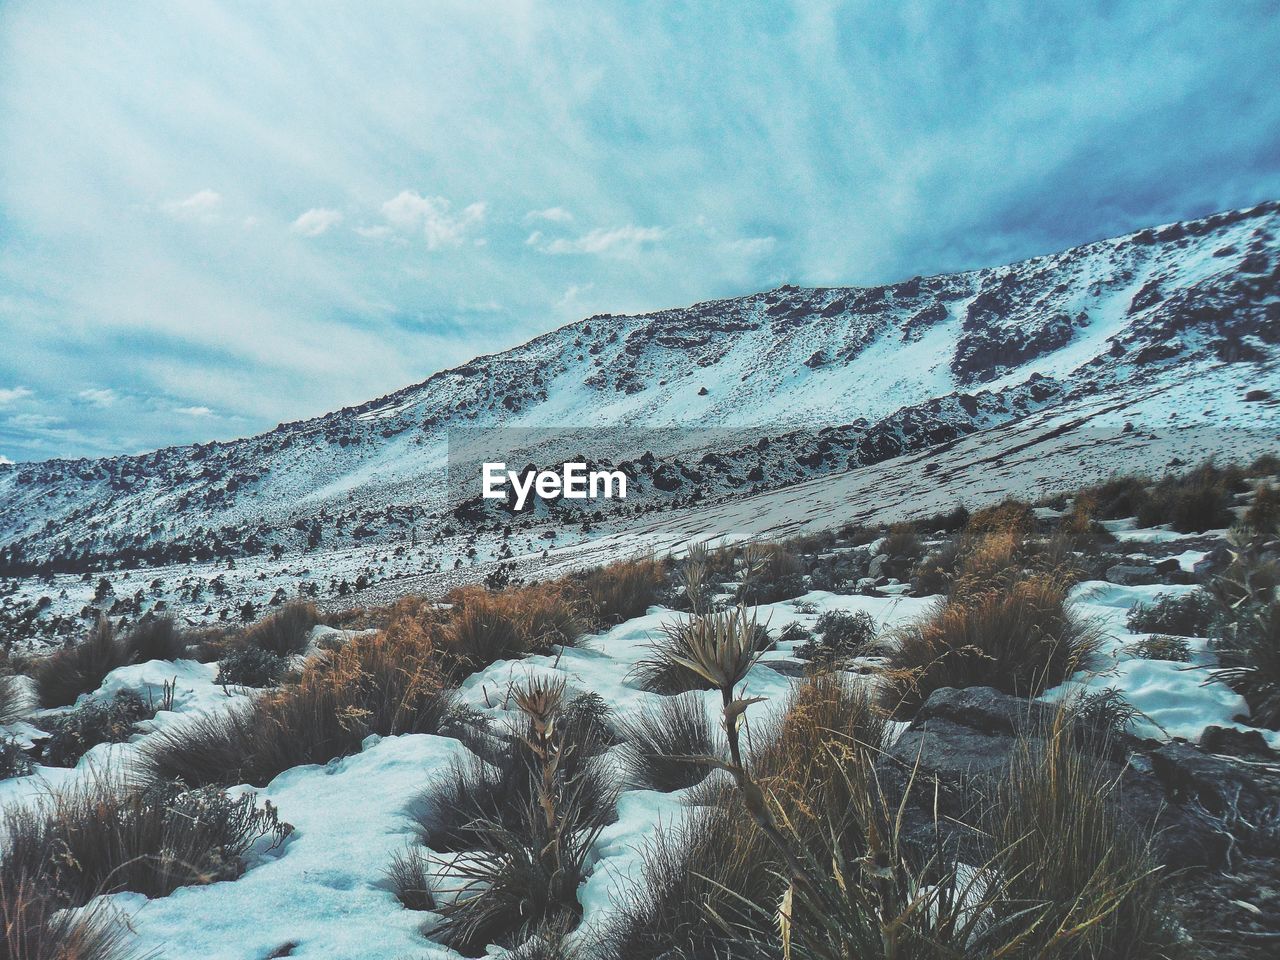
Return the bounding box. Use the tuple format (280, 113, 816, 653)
(1245, 481, 1280, 534)
(0, 672, 28, 725)
(1128, 634, 1192, 662)
(243, 601, 320, 656)
(613, 691, 718, 792)
(1126, 591, 1216, 636)
(441, 584, 584, 672)
(145, 621, 458, 786)
(882, 574, 1102, 717)
(1137, 464, 1236, 533)
(572, 556, 667, 626)
(987, 716, 1181, 959)
(1, 737, 34, 780)
(1, 880, 138, 960)
(216, 645, 290, 688)
(120, 615, 186, 663)
(386, 847, 436, 912)
(32, 618, 127, 709)
(735, 543, 805, 605)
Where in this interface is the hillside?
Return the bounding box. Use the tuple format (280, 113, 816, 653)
(1, 200, 1277, 576)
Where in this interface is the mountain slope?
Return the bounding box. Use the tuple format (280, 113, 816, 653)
(1, 200, 1277, 574)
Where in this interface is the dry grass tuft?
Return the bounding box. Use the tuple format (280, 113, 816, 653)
(882, 575, 1102, 717)
(613, 691, 719, 792)
(571, 556, 668, 626)
(441, 584, 584, 672)
(145, 624, 457, 786)
(243, 601, 320, 656)
(33, 617, 126, 709)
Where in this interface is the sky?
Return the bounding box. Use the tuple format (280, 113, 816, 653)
(1, 1, 1279, 464)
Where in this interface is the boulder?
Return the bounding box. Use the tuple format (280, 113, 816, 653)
(1106, 562, 1160, 585)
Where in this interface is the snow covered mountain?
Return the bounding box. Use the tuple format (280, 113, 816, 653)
(1, 200, 1278, 579)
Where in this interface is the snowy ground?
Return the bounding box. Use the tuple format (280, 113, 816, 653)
(2, 549, 1271, 958)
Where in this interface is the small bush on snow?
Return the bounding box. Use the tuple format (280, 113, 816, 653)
(613, 691, 719, 792)
(217, 645, 290, 688)
(1126, 591, 1216, 636)
(1128, 634, 1192, 662)
(793, 609, 877, 664)
(41, 689, 153, 768)
(33, 616, 128, 708)
(243, 600, 320, 656)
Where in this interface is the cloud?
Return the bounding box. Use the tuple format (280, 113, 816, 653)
(534, 225, 667, 257)
(2, 1, 1279, 461)
(0, 454, 12, 466)
(380, 191, 486, 249)
(292, 207, 344, 237)
(0, 387, 33, 406)
(162, 189, 222, 221)
(8, 413, 63, 429)
(525, 206, 574, 224)
(77, 388, 118, 407)
(175, 405, 214, 417)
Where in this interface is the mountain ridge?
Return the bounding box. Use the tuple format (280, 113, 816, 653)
(1, 199, 1277, 575)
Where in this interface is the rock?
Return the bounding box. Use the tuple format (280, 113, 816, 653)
(912, 685, 1057, 736)
(868, 553, 890, 578)
(1106, 562, 1160, 585)
(1154, 557, 1181, 574)
(1201, 725, 1280, 760)
(1194, 546, 1233, 578)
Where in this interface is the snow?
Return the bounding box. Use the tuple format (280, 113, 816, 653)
(104, 733, 470, 960)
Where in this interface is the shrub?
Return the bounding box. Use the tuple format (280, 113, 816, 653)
(572, 557, 667, 625)
(217, 646, 290, 688)
(1246, 481, 1280, 534)
(33, 617, 128, 708)
(243, 601, 320, 656)
(121, 615, 186, 663)
(1210, 599, 1280, 728)
(427, 679, 618, 953)
(948, 528, 1024, 604)
(0, 775, 289, 910)
(41, 690, 152, 768)
(881, 576, 1102, 717)
(1126, 591, 1216, 636)
(1128, 634, 1191, 662)
(613, 692, 718, 792)
(794, 610, 877, 664)
(629, 608, 770, 694)
(879, 523, 923, 563)
(1, 736, 33, 779)
(1057, 493, 1116, 549)
(146, 625, 458, 786)
(988, 717, 1180, 958)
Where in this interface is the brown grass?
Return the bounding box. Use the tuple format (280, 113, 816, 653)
(882, 575, 1102, 717)
(441, 584, 584, 671)
(570, 556, 668, 626)
(144, 622, 456, 786)
(33, 617, 126, 708)
(242, 601, 320, 656)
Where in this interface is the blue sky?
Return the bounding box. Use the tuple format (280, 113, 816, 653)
(1, 1, 1279, 463)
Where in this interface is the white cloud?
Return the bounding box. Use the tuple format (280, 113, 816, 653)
(77, 387, 118, 407)
(291, 207, 344, 237)
(9, 412, 62, 428)
(536, 225, 667, 256)
(0, 386, 33, 405)
(175, 405, 214, 417)
(724, 236, 777, 258)
(380, 191, 486, 250)
(524, 206, 573, 224)
(162, 189, 222, 221)
(354, 224, 394, 240)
